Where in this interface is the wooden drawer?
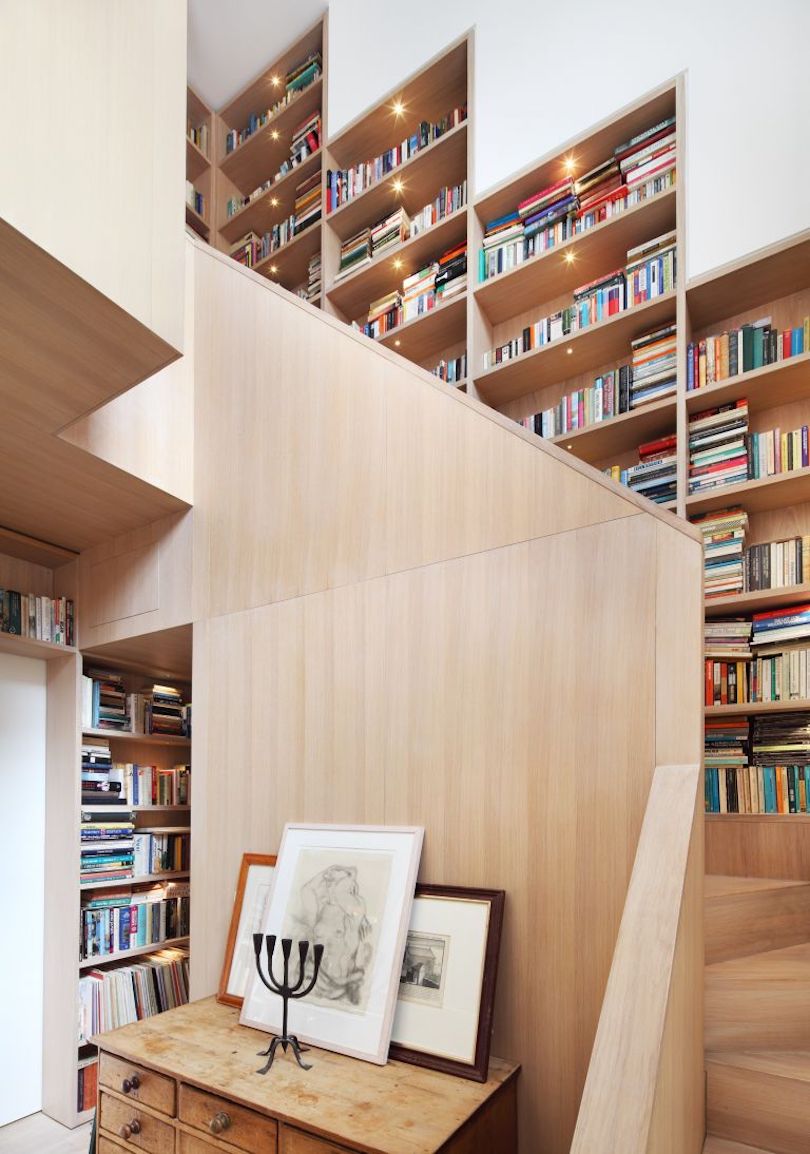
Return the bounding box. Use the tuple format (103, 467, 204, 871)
(99, 1138, 134, 1154)
(179, 1084, 277, 1153)
(280, 1130, 352, 1154)
(178, 1132, 225, 1154)
(99, 1090, 176, 1154)
(100, 1052, 176, 1116)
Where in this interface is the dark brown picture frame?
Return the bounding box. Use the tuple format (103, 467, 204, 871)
(389, 884, 505, 1082)
(217, 852, 277, 1008)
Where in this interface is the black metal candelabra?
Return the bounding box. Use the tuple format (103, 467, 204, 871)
(252, 934, 324, 1073)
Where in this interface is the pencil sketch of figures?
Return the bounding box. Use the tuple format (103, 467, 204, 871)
(284, 848, 393, 1013)
(399, 932, 450, 1008)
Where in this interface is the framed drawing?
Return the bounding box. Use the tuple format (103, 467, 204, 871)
(389, 884, 505, 1081)
(240, 824, 424, 1065)
(217, 853, 278, 1008)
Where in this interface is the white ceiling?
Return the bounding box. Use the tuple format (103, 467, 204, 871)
(187, 0, 328, 110)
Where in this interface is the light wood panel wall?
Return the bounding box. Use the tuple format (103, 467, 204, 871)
(706, 816, 810, 881)
(0, 0, 186, 351)
(188, 246, 703, 1151)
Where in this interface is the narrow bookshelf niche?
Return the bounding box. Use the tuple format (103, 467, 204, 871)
(186, 87, 213, 241)
(471, 80, 681, 501)
(322, 35, 471, 383)
(73, 658, 192, 1123)
(215, 18, 324, 302)
(688, 232, 810, 822)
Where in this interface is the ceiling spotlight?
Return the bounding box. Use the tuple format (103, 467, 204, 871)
(563, 154, 576, 173)
(271, 197, 279, 207)
(566, 347, 573, 355)
(271, 130, 280, 141)
(394, 339, 401, 347)
(270, 264, 278, 273)
(392, 100, 405, 117)
(564, 251, 575, 264)
(392, 178, 403, 193)
(393, 258, 403, 270)
(567, 443, 573, 449)
(271, 75, 281, 87)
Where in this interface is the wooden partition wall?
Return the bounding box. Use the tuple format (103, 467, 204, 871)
(177, 241, 705, 1150)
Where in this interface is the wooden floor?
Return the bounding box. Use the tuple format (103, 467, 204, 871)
(0, 1113, 92, 1153)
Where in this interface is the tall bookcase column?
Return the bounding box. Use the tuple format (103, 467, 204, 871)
(471, 80, 681, 503)
(674, 75, 689, 518)
(186, 87, 214, 242)
(322, 33, 472, 382)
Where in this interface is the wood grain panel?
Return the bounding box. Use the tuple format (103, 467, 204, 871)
(87, 545, 160, 627)
(99, 1093, 174, 1154)
(706, 816, 810, 881)
(99, 1054, 176, 1117)
(705, 878, 810, 964)
(706, 1052, 810, 1154)
(179, 1084, 276, 1152)
(0, 552, 54, 599)
(705, 942, 810, 1051)
(655, 520, 704, 767)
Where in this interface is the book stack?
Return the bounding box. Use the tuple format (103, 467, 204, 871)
(0, 588, 74, 645)
(527, 365, 633, 439)
(410, 181, 467, 237)
(751, 603, 810, 648)
(625, 232, 676, 306)
(144, 684, 190, 737)
(306, 252, 321, 301)
(623, 433, 678, 505)
(478, 116, 676, 282)
(77, 1060, 97, 1114)
(81, 740, 125, 806)
(432, 353, 467, 385)
(435, 241, 467, 303)
(573, 268, 626, 326)
(185, 181, 204, 218)
(748, 422, 810, 479)
(401, 264, 437, 323)
(229, 231, 262, 268)
(335, 228, 371, 281)
(82, 670, 130, 732)
(121, 763, 191, 807)
(630, 323, 678, 407)
(371, 208, 409, 260)
(293, 171, 321, 235)
(132, 832, 190, 877)
(691, 507, 749, 598)
(290, 111, 321, 166)
(704, 618, 752, 705)
(363, 290, 402, 339)
(187, 121, 209, 157)
(78, 947, 190, 1043)
(80, 811, 134, 888)
(688, 401, 749, 494)
(751, 711, 810, 812)
(745, 535, 810, 591)
(704, 717, 750, 813)
(259, 218, 295, 261)
(687, 315, 810, 390)
(80, 884, 190, 959)
(325, 105, 467, 212)
(286, 51, 322, 95)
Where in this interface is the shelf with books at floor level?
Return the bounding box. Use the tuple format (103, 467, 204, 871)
(186, 86, 213, 242)
(469, 77, 685, 512)
(212, 16, 325, 305)
(322, 32, 472, 379)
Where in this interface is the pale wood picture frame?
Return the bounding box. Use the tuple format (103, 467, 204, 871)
(217, 852, 277, 1008)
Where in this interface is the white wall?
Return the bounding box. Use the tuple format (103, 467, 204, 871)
(0, 654, 47, 1127)
(0, 0, 188, 352)
(327, 0, 810, 279)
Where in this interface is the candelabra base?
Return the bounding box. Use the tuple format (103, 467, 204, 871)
(256, 1033, 312, 1074)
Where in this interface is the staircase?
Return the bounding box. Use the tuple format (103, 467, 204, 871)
(703, 875, 810, 1154)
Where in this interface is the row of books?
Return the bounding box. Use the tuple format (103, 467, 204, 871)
(187, 121, 209, 157)
(82, 763, 190, 809)
(304, 252, 321, 301)
(80, 841, 133, 885)
(81, 886, 190, 959)
(228, 172, 322, 270)
(225, 112, 321, 220)
(481, 234, 676, 370)
(744, 536, 810, 592)
(335, 182, 467, 282)
(132, 832, 189, 877)
(686, 315, 810, 390)
(479, 115, 676, 281)
(705, 764, 810, 814)
(603, 432, 677, 505)
(77, 1059, 97, 1114)
(224, 52, 322, 154)
(81, 672, 191, 736)
(0, 589, 74, 646)
(78, 947, 189, 1045)
(432, 353, 467, 385)
(692, 507, 748, 598)
(748, 424, 810, 479)
(362, 241, 467, 338)
(185, 181, 204, 219)
(706, 605, 810, 656)
(325, 105, 467, 213)
(707, 642, 810, 706)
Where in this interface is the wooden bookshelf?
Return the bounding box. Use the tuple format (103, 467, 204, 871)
(376, 292, 467, 363)
(706, 700, 810, 717)
(0, 632, 77, 661)
(253, 219, 321, 290)
(80, 870, 190, 892)
(78, 936, 190, 971)
(685, 352, 810, 417)
(218, 148, 321, 245)
(81, 803, 190, 814)
(551, 396, 677, 466)
(705, 583, 810, 617)
(186, 87, 213, 243)
(185, 203, 209, 240)
(705, 813, 810, 822)
(686, 464, 810, 516)
(82, 727, 190, 747)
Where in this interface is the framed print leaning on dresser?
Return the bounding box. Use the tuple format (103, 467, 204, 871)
(218, 852, 277, 1007)
(240, 824, 424, 1064)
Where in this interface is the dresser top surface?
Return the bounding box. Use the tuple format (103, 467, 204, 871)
(93, 997, 518, 1154)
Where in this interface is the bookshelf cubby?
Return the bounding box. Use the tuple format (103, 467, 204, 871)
(186, 87, 213, 241)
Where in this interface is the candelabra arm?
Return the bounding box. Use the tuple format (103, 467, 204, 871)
(298, 943, 325, 999)
(289, 941, 309, 994)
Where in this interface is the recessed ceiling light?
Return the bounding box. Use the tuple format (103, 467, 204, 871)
(271, 75, 281, 87)
(392, 100, 405, 117)
(394, 339, 401, 347)
(566, 347, 573, 355)
(564, 251, 575, 264)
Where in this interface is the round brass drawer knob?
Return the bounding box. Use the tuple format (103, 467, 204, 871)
(119, 1119, 141, 1140)
(209, 1111, 232, 1134)
(122, 1074, 141, 1094)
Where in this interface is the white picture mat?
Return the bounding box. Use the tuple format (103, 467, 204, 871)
(240, 825, 423, 1064)
(392, 896, 490, 1063)
(226, 863, 276, 999)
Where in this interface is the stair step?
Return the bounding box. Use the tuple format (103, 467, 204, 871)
(706, 1051, 810, 1154)
(706, 942, 810, 1050)
(706, 875, 810, 964)
(704, 1138, 785, 1154)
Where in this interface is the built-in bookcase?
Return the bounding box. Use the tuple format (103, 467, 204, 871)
(41, 624, 192, 1128)
(186, 87, 213, 242)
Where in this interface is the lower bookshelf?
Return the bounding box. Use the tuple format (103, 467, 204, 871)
(80, 869, 190, 892)
(706, 813, 810, 822)
(79, 935, 190, 970)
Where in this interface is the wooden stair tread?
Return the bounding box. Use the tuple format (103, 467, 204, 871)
(707, 1051, 810, 1084)
(704, 1138, 783, 1154)
(706, 875, 810, 898)
(706, 940, 810, 976)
